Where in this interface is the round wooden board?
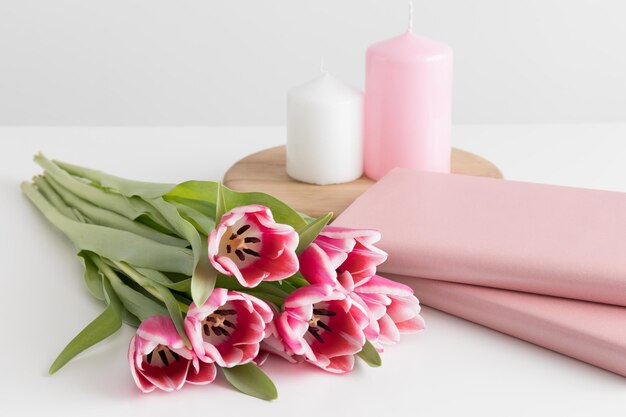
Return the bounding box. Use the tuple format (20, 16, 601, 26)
(224, 146, 502, 218)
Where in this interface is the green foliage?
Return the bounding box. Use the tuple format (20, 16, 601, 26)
(215, 181, 226, 223)
(54, 159, 175, 198)
(155, 285, 191, 348)
(296, 212, 333, 254)
(357, 340, 382, 367)
(78, 252, 105, 301)
(221, 363, 278, 401)
(22, 182, 193, 274)
(165, 181, 308, 230)
(49, 280, 122, 374)
(91, 255, 169, 321)
(46, 175, 188, 247)
(147, 197, 216, 308)
(23, 153, 350, 396)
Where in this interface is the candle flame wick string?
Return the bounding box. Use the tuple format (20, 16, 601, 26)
(408, 0, 414, 32)
(320, 56, 327, 75)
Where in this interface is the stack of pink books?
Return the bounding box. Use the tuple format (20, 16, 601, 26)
(334, 168, 626, 376)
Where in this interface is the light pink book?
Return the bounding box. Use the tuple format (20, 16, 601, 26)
(387, 275, 626, 377)
(334, 168, 626, 306)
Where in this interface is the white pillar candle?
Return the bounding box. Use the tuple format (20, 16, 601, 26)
(287, 66, 363, 185)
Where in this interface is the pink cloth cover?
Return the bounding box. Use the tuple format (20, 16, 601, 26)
(334, 168, 626, 306)
(388, 276, 626, 377)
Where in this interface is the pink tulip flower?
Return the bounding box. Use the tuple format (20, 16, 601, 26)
(128, 316, 216, 393)
(184, 288, 273, 368)
(354, 275, 425, 349)
(208, 204, 299, 288)
(254, 334, 302, 367)
(299, 226, 387, 288)
(275, 284, 366, 374)
(253, 308, 302, 366)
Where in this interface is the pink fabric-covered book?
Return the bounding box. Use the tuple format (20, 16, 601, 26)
(387, 276, 626, 377)
(334, 168, 626, 306)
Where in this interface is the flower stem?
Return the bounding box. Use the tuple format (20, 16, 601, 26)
(112, 260, 189, 313)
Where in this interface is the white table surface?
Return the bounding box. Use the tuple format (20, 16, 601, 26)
(2, 125, 626, 416)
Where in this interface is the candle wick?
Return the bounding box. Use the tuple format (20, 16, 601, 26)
(320, 56, 327, 75)
(408, 0, 414, 33)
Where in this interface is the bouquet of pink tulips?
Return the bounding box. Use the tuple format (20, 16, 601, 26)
(22, 154, 424, 400)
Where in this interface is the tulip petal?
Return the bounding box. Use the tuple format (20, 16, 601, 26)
(299, 243, 338, 286)
(340, 242, 388, 283)
(209, 204, 299, 288)
(131, 369, 157, 393)
(355, 275, 413, 296)
(348, 298, 371, 330)
(377, 314, 401, 345)
(396, 315, 426, 333)
(283, 284, 334, 310)
(215, 255, 261, 287)
(337, 270, 355, 292)
(276, 313, 307, 353)
(135, 316, 186, 350)
(363, 316, 380, 341)
(240, 247, 299, 283)
(128, 337, 157, 393)
(253, 351, 270, 367)
(259, 335, 301, 364)
(247, 294, 275, 324)
(312, 308, 365, 358)
(313, 237, 352, 269)
(186, 361, 217, 385)
(386, 295, 422, 323)
(319, 226, 381, 244)
(324, 354, 356, 374)
(140, 357, 190, 392)
(358, 293, 389, 320)
(278, 284, 369, 374)
(185, 290, 272, 368)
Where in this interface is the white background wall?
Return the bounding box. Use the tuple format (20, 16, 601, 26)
(0, 0, 625, 126)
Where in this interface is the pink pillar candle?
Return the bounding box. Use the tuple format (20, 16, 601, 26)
(364, 28, 453, 180)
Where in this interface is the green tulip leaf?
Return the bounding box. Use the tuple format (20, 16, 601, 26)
(78, 252, 105, 301)
(33, 175, 80, 221)
(49, 279, 122, 375)
(357, 340, 382, 367)
(122, 309, 141, 328)
(221, 363, 278, 401)
(154, 285, 191, 348)
(284, 272, 309, 288)
(91, 255, 168, 321)
(189, 261, 217, 308)
(46, 175, 188, 247)
(35, 154, 175, 233)
(169, 201, 215, 236)
(164, 180, 218, 206)
(215, 274, 290, 299)
(165, 181, 307, 230)
(21, 182, 193, 275)
(215, 181, 226, 224)
(53, 159, 175, 199)
(136, 268, 192, 293)
(34, 154, 143, 221)
(222, 187, 306, 229)
(165, 196, 216, 221)
(295, 212, 333, 254)
(147, 197, 216, 307)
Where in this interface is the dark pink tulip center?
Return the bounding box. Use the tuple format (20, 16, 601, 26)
(221, 221, 263, 266)
(144, 344, 181, 368)
(201, 307, 239, 343)
(306, 303, 337, 344)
